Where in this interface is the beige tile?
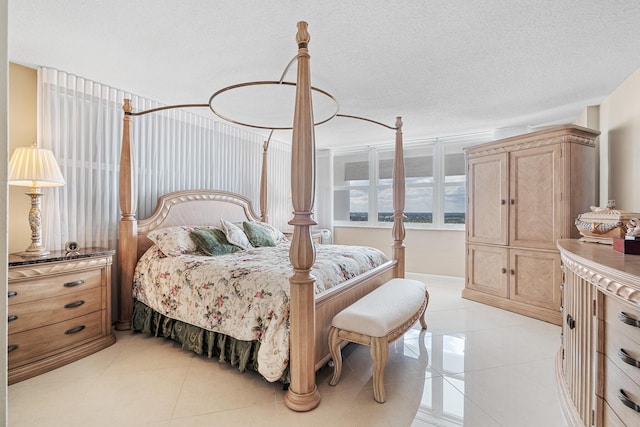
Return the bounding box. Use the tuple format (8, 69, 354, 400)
(169, 402, 279, 427)
(8, 376, 99, 427)
(172, 357, 277, 418)
(275, 385, 416, 427)
(405, 377, 500, 427)
(65, 366, 189, 426)
(446, 358, 568, 427)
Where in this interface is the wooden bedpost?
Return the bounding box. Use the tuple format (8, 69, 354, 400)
(115, 99, 138, 330)
(392, 117, 406, 278)
(260, 139, 269, 223)
(284, 21, 321, 412)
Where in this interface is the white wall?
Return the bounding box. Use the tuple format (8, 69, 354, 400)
(334, 226, 465, 278)
(596, 68, 640, 212)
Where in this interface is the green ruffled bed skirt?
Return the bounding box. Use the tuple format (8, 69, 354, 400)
(131, 300, 289, 383)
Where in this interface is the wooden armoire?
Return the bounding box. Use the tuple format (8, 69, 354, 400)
(463, 125, 599, 325)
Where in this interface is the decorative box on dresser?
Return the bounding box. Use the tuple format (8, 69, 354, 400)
(8, 248, 116, 384)
(463, 125, 599, 325)
(557, 239, 640, 427)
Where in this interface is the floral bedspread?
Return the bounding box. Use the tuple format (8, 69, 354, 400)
(132, 242, 388, 381)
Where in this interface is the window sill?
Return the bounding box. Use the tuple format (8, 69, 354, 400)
(333, 223, 465, 232)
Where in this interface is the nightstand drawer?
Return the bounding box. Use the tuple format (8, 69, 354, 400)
(8, 311, 104, 367)
(8, 287, 103, 334)
(8, 268, 102, 305)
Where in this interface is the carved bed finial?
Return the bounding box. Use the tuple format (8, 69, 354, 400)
(296, 21, 310, 47)
(123, 98, 132, 114)
(395, 116, 403, 131)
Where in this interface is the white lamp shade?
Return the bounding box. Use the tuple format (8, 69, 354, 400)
(8, 144, 65, 187)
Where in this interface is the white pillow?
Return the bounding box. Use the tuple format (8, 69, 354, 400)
(146, 225, 204, 257)
(220, 218, 252, 249)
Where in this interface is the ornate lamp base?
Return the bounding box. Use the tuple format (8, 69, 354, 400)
(18, 188, 51, 258)
(16, 248, 51, 258)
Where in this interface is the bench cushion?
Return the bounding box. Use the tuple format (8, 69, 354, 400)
(331, 278, 426, 337)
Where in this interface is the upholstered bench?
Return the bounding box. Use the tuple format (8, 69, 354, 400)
(328, 278, 429, 403)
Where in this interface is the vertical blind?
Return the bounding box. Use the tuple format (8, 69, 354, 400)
(38, 67, 292, 252)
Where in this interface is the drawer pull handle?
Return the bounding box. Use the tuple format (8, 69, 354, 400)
(617, 389, 640, 413)
(8, 345, 19, 353)
(618, 311, 640, 328)
(618, 349, 640, 368)
(64, 325, 85, 335)
(64, 300, 85, 309)
(8, 291, 17, 298)
(566, 314, 575, 330)
(501, 268, 507, 274)
(8, 315, 18, 322)
(64, 279, 85, 288)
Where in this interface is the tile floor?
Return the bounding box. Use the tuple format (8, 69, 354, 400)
(8, 274, 568, 427)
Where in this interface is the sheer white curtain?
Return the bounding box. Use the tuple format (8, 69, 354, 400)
(315, 148, 334, 231)
(38, 67, 291, 252)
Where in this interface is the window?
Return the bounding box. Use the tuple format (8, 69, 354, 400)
(443, 144, 467, 225)
(377, 145, 434, 224)
(333, 151, 370, 222)
(333, 135, 491, 229)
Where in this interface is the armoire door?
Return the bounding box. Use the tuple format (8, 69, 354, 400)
(466, 153, 508, 245)
(509, 144, 563, 250)
(509, 248, 562, 313)
(466, 244, 509, 298)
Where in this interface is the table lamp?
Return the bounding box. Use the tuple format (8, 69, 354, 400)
(8, 143, 65, 257)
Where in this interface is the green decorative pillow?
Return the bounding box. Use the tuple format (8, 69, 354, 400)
(243, 221, 276, 247)
(190, 228, 242, 256)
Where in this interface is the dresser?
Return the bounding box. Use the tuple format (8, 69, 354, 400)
(463, 125, 599, 325)
(557, 239, 640, 426)
(8, 248, 116, 384)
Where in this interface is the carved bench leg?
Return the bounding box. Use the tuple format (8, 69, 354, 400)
(328, 326, 342, 386)
(370, 336, 389, 403)
(419, 290, 430, 330)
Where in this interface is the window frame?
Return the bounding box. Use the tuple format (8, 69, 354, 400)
(332, 134, 493, 230)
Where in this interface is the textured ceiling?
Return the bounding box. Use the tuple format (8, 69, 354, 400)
(8, 1, 640, 148)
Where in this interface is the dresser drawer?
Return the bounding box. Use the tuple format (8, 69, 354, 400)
(602, 399, 626, 427)
(604, 321, 640, 387)
(8, 268, 102, 305)
(8, 287, 103, 334)
(604, 356, 640, 426)
(603, 296, 640, 344)
(8, 311, 104, 367)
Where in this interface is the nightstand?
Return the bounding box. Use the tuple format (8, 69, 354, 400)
(8, 247, 116, 384)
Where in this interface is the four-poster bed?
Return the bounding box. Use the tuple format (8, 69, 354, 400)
(115, 21, 407, 411)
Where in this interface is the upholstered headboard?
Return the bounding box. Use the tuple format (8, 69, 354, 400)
(136, 189, 261, 259)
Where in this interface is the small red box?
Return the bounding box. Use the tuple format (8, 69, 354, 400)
(613, 238, 640, 255)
